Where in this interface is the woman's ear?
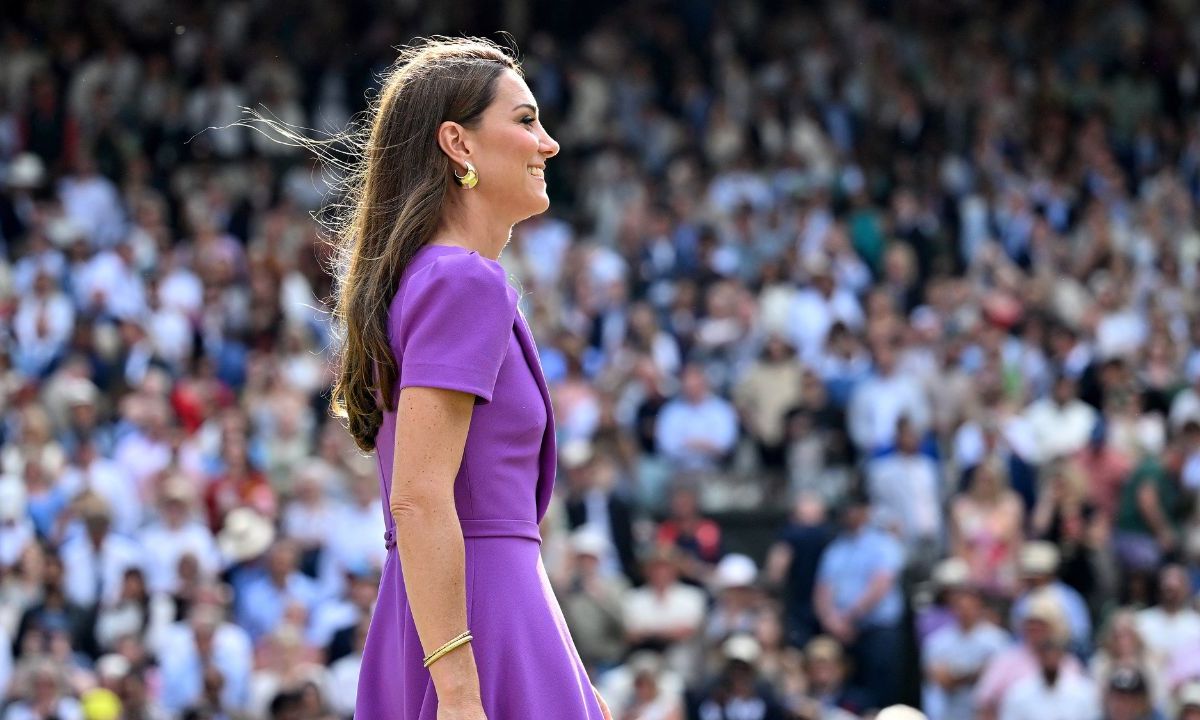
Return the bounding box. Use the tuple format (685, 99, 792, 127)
(436, 121, 472, 168)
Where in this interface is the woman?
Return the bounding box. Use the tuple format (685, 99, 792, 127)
(1030, 459, 1107, 606)
(949, 454, 1024, 597)
(315, 38, 609, 719)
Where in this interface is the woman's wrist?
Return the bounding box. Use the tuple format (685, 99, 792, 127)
(427, 645, 482, 701)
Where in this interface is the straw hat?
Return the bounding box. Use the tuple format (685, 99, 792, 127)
(217, 507, 275, 563)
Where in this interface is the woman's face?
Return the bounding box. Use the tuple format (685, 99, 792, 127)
(462, 69, 559, 222)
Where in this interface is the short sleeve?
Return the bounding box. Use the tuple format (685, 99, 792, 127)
(393, 252, 518, 404)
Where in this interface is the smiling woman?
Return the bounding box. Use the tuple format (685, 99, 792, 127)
(242, 36, 605, 720)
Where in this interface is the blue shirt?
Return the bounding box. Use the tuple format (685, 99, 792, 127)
(816, 526, 904, 628)
(655, 395, 739, 471)
(1010, 581, 1093, 655)
(235, 571, 321, 641)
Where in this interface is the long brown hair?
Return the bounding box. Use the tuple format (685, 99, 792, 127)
(254, 37, 521, 451)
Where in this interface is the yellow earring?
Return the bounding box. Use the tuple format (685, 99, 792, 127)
(454, 161, 478, 189)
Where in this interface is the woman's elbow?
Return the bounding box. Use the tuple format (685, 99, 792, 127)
(389, 492, 447, 523)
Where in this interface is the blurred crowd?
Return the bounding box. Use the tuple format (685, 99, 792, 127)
(5, 0, 1200, 719)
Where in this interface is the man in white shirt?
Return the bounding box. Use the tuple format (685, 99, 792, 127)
(622, 545, 707, 678)
(997, 625, 1100, 720)
(788, 254, 865, 364)
(12, 270, 74, 376)
(59, 493, 144, 608)
(1023, 375, 1097, 463)
(1136, 563, 1200, 668)
(848, 337, 931, 453)
(137, 477, 221, 595)
(866, 416, 943, 572)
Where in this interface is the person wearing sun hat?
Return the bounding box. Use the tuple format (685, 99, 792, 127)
(138, 475, 221, 594)
(922, 565, 1010, 720)
(216, 505, 276, 567)
(556, 526, 629, 673)
(1009, 540, 1092, 655)
(623, 543, 707, 679)
(995, 591, 1100, 720)
(704, 553, 762, 644)
(975, 588, 1088, 718)
(694, 633, 787, 719)
(59, 490, 144, 608)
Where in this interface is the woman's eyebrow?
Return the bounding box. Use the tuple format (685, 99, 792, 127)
(513, 103, 539, 114)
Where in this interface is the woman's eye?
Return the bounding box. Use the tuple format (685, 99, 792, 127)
(521, 116, 536, 126)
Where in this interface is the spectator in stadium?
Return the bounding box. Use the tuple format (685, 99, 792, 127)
(814, 489, 905, 708)
(654, 363, 739, 473)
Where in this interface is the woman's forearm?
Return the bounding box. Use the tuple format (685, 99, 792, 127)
(389, 385, 484, 707)
(393, 501, 482, 703)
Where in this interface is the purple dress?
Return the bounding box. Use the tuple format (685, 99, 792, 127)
(354, 244, 605, 719)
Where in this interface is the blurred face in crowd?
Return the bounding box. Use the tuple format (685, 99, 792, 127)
(681, 365, 709, 402)
(267, 541, 298, 582)
(85, 512, 112, 544)
(806, 651, 844, 691)
(764, 335, 792, 362)
(669, 486, 700, 520)
(949, 587, 985, 627)
(633, 669, 661, 703)
(871, 339, 897, 375)
(896, 419, 920, 454)
(349, 574, 378, 609)
(441, 69, 559, 226)
(1051, 376, 1077, 405)
(120, 569, 146, 601)
(1159, 564, 1189, 610)
(573, 550, 601, 578)
(645, 557, 678, 590)
(840, 502, 868, 533)
(1034, 635, 1066, 673)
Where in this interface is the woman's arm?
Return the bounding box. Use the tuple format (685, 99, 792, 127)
(389, 385, 482, 710)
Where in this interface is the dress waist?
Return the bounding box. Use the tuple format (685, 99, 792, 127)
(384, 518, 542, 550)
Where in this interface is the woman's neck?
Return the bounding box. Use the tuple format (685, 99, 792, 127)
(434, 196, 512, 261)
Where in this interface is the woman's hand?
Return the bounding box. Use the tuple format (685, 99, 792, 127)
(593, 685, 613, 720)
(437, 699, 488, 720)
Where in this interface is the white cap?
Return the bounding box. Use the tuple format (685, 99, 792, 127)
(1020, 541, 1060, 576)
(560, 439, 594, 469)
(722, 634, 762, 664)
(712, 553, 757, 591)
(5, 153, 45, 189)
(569, 527, 610, 558)
(932, 557, 971, 590)
(876, 705, 928, 720)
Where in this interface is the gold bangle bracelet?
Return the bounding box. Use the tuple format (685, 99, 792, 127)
(422, 631, 473, 668)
